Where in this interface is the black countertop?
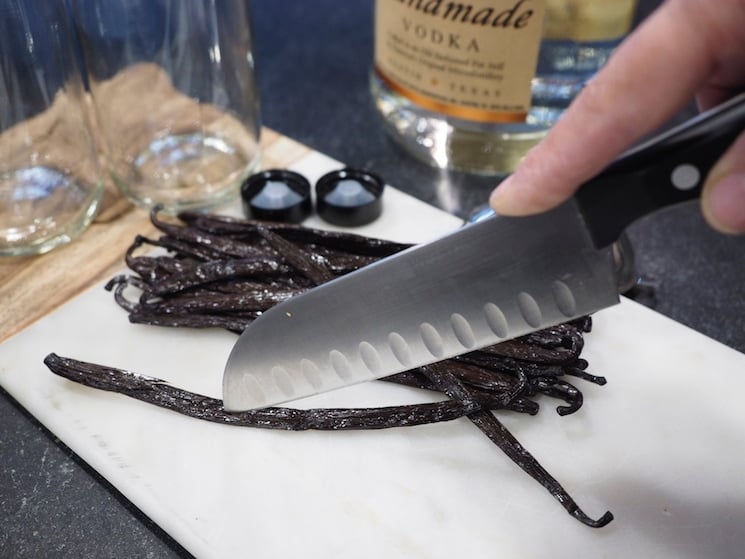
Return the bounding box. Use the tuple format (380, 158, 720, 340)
(2, 1, 743, 557)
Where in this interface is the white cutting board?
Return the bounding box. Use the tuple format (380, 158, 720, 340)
(2, 151, 745, 559)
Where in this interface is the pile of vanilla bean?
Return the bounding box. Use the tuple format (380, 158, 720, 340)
(44, 208, 613, 527)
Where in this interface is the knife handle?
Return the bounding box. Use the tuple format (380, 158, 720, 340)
(575, 91, 745, 248)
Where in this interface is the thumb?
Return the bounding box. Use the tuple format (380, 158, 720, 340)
(701, 129, 745, 234)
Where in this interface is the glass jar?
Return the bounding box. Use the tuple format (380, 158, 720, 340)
(69, 0, 262, 212)
(0, 1, 104, 256)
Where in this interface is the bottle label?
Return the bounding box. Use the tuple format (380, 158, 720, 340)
(374, 0, 546, 123)
(544, 0, 636, 42)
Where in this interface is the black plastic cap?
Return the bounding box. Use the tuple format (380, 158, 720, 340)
(315, 168, 384, 227)
(241, 169, 313, 223)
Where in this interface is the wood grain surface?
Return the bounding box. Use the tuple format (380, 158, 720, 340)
(0, 128, 310, 343)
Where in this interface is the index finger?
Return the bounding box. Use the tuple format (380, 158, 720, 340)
(490, 0, 726, 216)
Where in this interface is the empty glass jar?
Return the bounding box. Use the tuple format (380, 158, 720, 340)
(69, 0, 262, 212)
(0, 1, 104, 256)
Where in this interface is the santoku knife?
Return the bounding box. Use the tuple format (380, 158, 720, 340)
(223, 92, 745, 411)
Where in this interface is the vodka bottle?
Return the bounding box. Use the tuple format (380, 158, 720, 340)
(372, 0, 637, 175)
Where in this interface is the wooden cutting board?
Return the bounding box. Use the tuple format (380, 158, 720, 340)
(2, 148, 744, 559)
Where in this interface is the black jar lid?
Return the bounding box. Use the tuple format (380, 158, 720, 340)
(315, 168, 384, 227)
(241, 169, 312, 223)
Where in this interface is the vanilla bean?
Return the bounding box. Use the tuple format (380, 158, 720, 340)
(418, 363, 612, 528)
(533, 378, 584, 416)
(254, 225, 335, 284)
(149, 258, 291, 296)
(178, 211, 411, 256)
(127, 311, 255, 332)
(469, 411, 613, 528)
(43, 353, 478, 430)
(150, 210, 267, 259)
(565, 366, 607, 385)
(137, 289, 301, 314)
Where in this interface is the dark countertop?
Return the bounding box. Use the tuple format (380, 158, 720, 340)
(2, 1, 743, 557)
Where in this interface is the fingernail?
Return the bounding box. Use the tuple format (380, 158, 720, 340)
(706, 174, 745, 234)
(489, 177, 514, 213)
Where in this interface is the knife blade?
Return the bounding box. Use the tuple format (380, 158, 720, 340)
(224, 92, 745, 411)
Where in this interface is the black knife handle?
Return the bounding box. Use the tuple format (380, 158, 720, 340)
(575, 91, 745, 248)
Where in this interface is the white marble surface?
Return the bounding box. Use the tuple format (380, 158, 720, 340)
(2, 152, 745, 558)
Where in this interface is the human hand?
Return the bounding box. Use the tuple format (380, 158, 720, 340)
(489, 0, 745, 234)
